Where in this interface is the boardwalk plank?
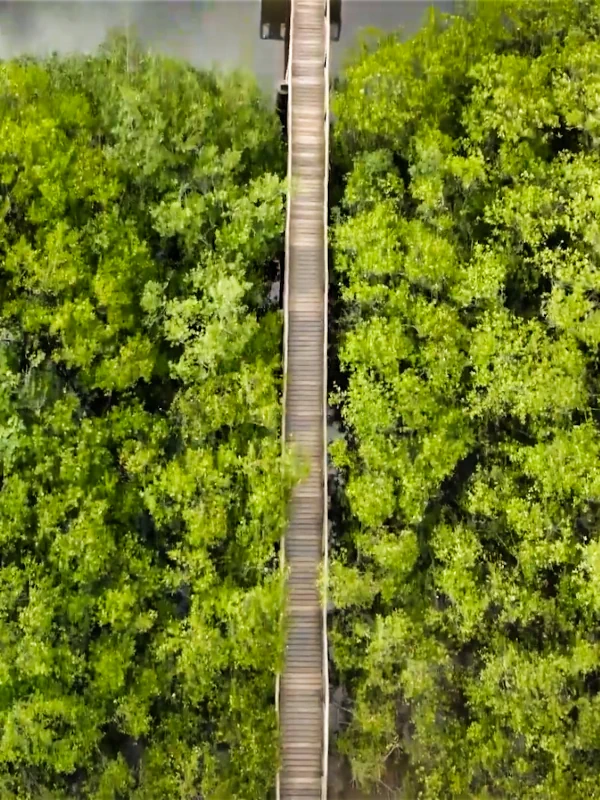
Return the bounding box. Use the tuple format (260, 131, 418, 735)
(279, 1, 328, 799)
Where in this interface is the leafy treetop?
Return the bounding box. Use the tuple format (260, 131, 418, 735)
(330, 2, 600, 797)
(0, 34, 293, 799)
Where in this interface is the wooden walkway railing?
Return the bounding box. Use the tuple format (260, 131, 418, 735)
(277, 0, 329, 798)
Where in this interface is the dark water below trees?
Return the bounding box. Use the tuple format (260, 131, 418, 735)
(0, 0, 453, 95)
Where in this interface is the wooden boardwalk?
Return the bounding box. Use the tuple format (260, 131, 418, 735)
(278, 0, 329, 799)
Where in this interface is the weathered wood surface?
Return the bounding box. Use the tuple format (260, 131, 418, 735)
(278, 0, 329, 798)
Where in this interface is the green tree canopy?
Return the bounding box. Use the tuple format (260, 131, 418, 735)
(0, 34, 293, 799)
(330, 1, 600, 797)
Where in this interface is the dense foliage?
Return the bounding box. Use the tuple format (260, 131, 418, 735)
(329, 1, 600, 797)
(0, 36, 293, 799)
